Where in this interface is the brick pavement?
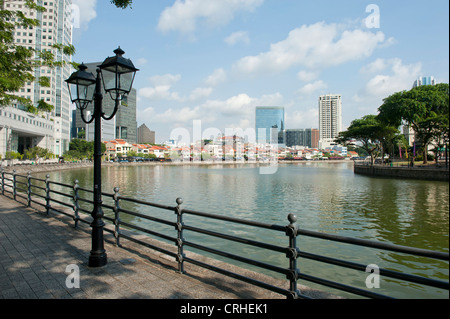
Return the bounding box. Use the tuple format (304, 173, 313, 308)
(0, 195, 293, 300)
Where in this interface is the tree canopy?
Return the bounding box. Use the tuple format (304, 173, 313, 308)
(378, 83, 449, 163)
(335, 115, 398, 164)
(0, 0, 133, 114)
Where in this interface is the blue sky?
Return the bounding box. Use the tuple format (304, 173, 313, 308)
(71, 0, 449, 143)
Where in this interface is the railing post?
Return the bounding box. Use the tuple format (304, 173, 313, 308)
(12, 169, 17, 201)
(175, 198, 185, 274)
(1, 168, 4, 195)
(286, 213, 301, 299)
(73, 180, 80, 228)
(113, 187, 121, 247)
(45, 174, 51, 216)
(27, 171, 32, 207)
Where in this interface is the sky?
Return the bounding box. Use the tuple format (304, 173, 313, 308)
(71, 0, 449, 143)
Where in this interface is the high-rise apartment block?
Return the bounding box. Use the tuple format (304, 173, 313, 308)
(318, 94, 342, 149)
(413, 76, 436, 88)
(1, 0, 73, 157)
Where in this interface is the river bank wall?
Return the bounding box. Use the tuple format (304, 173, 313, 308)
(354, 164, 449, 182)
(1, 159, 351, 175)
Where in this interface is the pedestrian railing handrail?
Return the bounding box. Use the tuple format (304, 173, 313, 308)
(1, 169, 449, 299)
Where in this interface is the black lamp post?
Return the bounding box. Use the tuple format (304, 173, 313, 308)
(66, 47, 138, 267)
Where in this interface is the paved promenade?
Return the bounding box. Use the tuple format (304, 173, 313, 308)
(0, 194, 291, 301)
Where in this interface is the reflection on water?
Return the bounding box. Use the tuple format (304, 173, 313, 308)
(37, 162, 449, 298)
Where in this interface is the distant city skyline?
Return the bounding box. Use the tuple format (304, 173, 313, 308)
(70, 1, 448, 143)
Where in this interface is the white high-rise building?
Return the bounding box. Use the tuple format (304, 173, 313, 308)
(1, 0, 73, 157)
(413, 76, 436, 88)
(318, 94, 342, 149)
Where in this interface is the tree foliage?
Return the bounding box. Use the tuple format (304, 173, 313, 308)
(0, 0, 76, 114)
(64, 139, 106, 161)
(110, 0, 133, 9)
(335, 115, 399, 164)
(378, 83, 449, 163)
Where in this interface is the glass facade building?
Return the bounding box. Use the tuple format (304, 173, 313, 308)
(285, 128, 319, 148)
(255, 107, 285, 144)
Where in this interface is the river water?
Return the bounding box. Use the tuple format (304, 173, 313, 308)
(36, 162, 449, 298)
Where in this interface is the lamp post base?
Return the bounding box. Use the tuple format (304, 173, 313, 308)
(89, 252, 107, 268)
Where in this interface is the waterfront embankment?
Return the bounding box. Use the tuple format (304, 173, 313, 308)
(1, 159, 350, 175)
(354, 163, 449, 182)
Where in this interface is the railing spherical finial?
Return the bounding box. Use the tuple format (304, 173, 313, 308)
(288, 213, 297, 224)
(176, 198, 183, 206)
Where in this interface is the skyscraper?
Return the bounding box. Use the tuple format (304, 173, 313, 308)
(319, 94, 342, 149)
(255, 107, 285, 144)
(137, 124, 156, 144)
(1, 0, 73, 156)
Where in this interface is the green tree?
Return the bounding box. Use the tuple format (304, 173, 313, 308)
(110, 0, 133, 9)
(0, 0, 76, 113)
(1, 0, 132, 113)
(335, 115, 398, 165)
(65, 139, 106, 160)
(25, 146, 54, 160)
(378, 83, 449, 164)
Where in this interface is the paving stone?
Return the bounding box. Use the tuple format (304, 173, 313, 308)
(0, 195, 297, 301)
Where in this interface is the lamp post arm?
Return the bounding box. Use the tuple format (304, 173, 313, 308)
(101, 98, 121, 121)
(80, 107, 95, 124)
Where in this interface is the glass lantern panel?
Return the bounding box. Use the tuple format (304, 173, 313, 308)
(119, 72, 135, 93)
(101, 68, 118, 92)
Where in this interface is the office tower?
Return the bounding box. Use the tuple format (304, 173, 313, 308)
(73, 62, 137, 144)
(137, 124, 156, 144)
(319, 94, 342, 149)
(285, 128, 320, 148)
(1, 0, 73, 157)
(413, 76, 436, 88)
(255, 107, 285, 144)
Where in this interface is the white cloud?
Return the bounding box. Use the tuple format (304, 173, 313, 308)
(149, 74, 182, 86)
(225, 31, 250, 46)
(205, 68, 227, 86)
(72, 0, 97, 31)
(157, 0, 264, 34)
(356, 58, 422, 100)
(297, 80, 327, 96)
(189, 87, 213, 101)
(286, 108, 319, 129)
(201, 92, 283, 118)
(297, 70, 319, 82)
(360, 58, 387, 74)
(139, 73, 212, 102)
(233, 21, 387, 75)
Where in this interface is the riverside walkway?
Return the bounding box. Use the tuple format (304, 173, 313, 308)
(0, 195, 287, 300)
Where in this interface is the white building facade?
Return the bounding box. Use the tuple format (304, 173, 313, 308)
(319, 94, 342, 149)
(1, 0, 73, 158)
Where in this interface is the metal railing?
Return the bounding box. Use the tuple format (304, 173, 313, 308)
(1, 169, 449, 299)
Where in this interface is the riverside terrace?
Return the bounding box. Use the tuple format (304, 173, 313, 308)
(1, 168, 448, 299)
